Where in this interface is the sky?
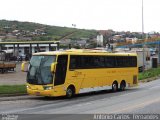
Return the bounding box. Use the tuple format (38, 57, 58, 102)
(0, 0, 160, 33)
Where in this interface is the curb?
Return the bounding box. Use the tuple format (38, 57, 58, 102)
(0, 93, 27, 97)
(139, 76, 160, 83)
(0, 94, 33, 101)
(0, 94, 37, 101)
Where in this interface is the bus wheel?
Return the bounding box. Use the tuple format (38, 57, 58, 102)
(120, 81, 126, 91)
(112, 81, 118, 92)
(66, 86, 75, 98)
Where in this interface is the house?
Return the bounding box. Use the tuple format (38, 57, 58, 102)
(126, 37, 138, 44)
(97, 34, 103, 46)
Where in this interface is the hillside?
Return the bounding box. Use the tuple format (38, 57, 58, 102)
(0, 20, 97, 41)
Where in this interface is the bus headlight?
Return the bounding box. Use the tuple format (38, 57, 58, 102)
(26, 85, 31, 89)
(43, 86, 53, 90)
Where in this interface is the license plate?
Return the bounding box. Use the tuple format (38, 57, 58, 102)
(35, 92, 40, 96)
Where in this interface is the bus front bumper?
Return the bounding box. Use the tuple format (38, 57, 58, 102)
(27, 88, 54, 97)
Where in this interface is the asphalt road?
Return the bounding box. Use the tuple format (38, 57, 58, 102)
(0, 79, 160, 120)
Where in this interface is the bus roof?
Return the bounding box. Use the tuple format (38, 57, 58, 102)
(33, 49, 137, 56)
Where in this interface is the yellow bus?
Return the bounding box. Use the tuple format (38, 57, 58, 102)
(22, 49, 138, 98)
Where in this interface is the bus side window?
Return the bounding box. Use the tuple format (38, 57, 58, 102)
(70, 56, 76, 69)
(76, 56, 83, 69)
(105, 56, 115, 68)
(116, 56, 125, 67)
(126, 57, 131, 67)
(116, 56, 137, 68)
(129, 56, 137, 67)
(93, 56, 105, 68)
(99, 56, 105, 67)
(70, 55, 83, 69)
(93, 56, 99, 68)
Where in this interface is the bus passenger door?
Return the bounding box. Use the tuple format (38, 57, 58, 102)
(54, 55, 68, 86)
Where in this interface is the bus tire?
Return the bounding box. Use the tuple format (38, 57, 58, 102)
(66, 86, 75, 98)
(120, 80, 126, 91)
(112, 81, 118, 92)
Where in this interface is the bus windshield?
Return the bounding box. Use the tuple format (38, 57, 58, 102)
(27, 55, 56, 85)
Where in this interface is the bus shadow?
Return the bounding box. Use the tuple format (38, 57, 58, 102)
(29, 88, 139, 101)
(28, 96, 66, 101)
(73, 88, 138, 99)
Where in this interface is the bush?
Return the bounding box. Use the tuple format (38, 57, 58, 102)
(138, 67, 160, 80)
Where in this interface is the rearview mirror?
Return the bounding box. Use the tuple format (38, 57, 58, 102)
(21, 61, 29, 72)
(51, 62, 57, 73)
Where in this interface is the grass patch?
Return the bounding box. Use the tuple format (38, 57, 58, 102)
(138, 67, 160, 80)
(0, 85, 26, 95)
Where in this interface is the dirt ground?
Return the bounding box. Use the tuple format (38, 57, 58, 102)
(0, 62, 27, 85)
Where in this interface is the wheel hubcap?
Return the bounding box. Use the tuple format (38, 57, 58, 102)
(113, 84, 117, 91)
(121, 84, 125, 90)
(67, 89, 72, 97)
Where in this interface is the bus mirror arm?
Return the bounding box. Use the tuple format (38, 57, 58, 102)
(51, 62, 57, 73)
(21, 61, 29, 72)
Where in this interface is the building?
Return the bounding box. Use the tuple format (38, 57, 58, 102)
(97, 34, 103, 46)
(0, 41, 60, 59)
(126, 37, 138, 44)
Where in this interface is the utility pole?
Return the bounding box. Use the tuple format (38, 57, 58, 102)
(142, 0, 144, 36)
(142, 0, 145, 71)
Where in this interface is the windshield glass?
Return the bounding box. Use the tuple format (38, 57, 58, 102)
(27, 55, 56, 85)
